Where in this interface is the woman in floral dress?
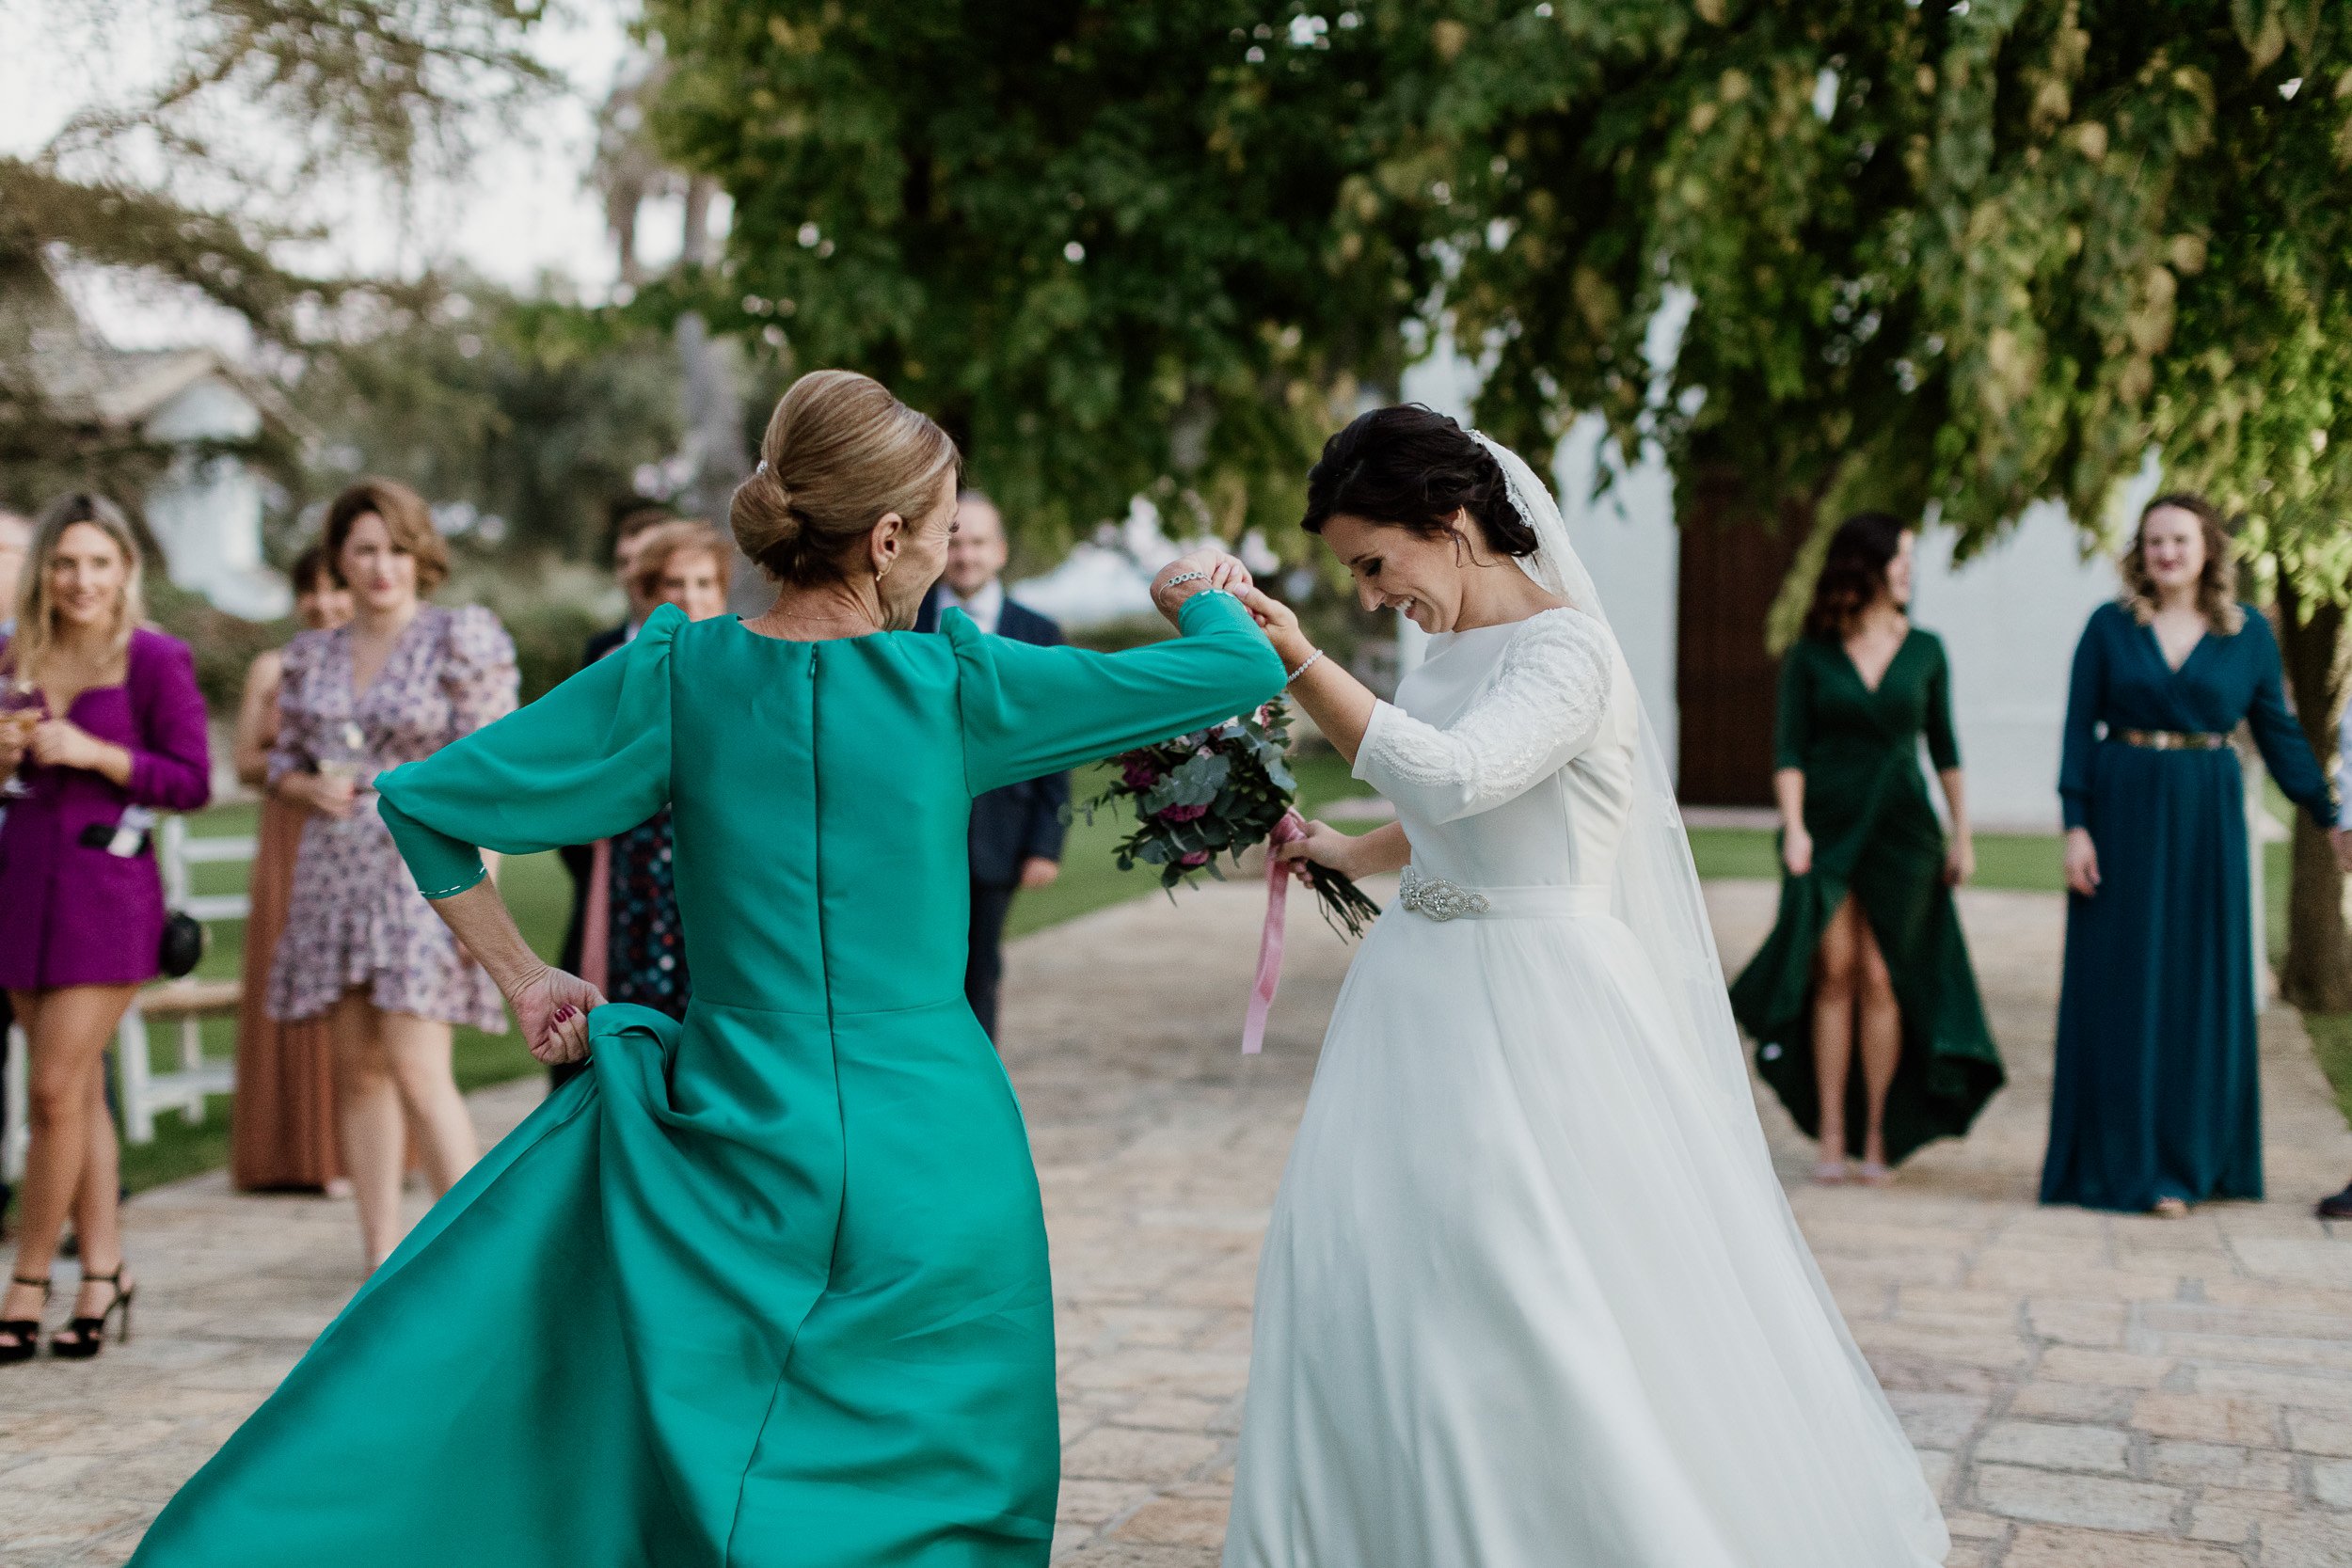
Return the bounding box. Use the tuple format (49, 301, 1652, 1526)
(268, 479, 517, 1267)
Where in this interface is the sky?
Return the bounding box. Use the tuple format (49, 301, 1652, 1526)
(0, 0, 646, 351)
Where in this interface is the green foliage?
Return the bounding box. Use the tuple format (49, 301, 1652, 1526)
(1419, 0, 2352, 598)
(297, 285, 687, 562)
(644, 1, 1442, 549)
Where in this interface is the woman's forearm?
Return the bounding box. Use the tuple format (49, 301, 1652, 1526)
(424, 879, 548, 997)
(1937, 768, 1970, 840)
(1352, 819, 1411, 875)
(1772, 768, 1806, 833)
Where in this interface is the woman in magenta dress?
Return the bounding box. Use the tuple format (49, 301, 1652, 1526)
(0, 494, 212, 1363)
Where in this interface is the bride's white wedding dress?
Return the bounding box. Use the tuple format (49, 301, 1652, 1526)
(1223, 604, 1948, 1567)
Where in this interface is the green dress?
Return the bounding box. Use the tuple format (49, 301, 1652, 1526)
(1727, 628, 2005, 1164)
(130, 594, 1285, 1568)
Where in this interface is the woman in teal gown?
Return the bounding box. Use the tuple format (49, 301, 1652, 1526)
(131, 371, 1286, 1567)
(2042, 495, 2343, 1214)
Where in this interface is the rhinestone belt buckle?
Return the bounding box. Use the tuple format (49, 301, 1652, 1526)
(1399, 866, 1489, 922)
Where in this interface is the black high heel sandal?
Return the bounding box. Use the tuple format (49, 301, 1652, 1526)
(2, 1274, 50, 1365)
(50, 1265, 134, 1359)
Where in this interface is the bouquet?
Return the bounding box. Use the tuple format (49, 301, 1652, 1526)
(1078, 696, 1382, 940)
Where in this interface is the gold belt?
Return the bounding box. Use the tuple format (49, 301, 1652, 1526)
(2111, 727, 2230, 752)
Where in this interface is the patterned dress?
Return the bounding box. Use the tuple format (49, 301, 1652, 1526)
(604, 810, 691, 1017)
(266, 604, 517, 1029)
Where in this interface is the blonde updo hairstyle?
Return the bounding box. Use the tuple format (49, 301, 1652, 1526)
(731, 370, 961, 587)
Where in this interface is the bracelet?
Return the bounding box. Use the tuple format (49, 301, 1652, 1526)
(1157, 570, 1210, 598)
(1285, 648, 1325, 686)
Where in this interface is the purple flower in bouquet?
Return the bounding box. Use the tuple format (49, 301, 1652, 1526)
(1179, 849, 1213, 867)
(1120, 758, 1163, 792)
(1156, 802, 1209, 822)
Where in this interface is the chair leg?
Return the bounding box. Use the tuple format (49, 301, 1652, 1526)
(118, 1006, 155, 1145)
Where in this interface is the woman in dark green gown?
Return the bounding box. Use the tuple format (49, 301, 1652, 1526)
(1730, 515, 2004, 1180)
(128, 372, 1287, 1568)
(2042, 495, 2344, 1215)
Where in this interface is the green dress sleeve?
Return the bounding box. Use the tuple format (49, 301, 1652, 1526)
(951, 590, 1288, 796)
(376, 607, 680, 899)
(1772, 643, 1814, 772)
(2239, 608, 2341, 829)
(1921, 634, 1962, 772)
(2057, 608, 2107, 832)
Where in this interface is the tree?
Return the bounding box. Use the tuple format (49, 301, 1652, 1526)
(1411, 0, 2352, 1005)
(643, 1, 1441, 546)
(0, 0, 552, 498)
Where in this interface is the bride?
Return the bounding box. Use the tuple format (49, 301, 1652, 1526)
(1223, 405, 1947, 1566)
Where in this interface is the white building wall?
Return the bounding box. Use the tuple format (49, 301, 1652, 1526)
(140, 376, 291, 621)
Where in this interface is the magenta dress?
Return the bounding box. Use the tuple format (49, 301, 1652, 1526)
(265, 605, 516, 1029)
(0, 626, 213, 990)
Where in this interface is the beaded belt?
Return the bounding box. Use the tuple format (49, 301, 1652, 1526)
(1397, 866, 1612, 922)
(2110, 728, 2231, 752)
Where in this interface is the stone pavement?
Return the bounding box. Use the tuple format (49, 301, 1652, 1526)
(6, 879, 2352, 1566)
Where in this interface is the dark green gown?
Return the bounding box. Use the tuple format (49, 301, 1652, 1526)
(1729, 628, 2005, 1163)
(2040, 601, 2338, 1212)
(129, 594, 1285, 1568)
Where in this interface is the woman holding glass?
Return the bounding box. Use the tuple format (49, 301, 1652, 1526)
(0, 494, 211, 1363)
(229, 544, 355, 1192)
(266, 479, 517, 1268)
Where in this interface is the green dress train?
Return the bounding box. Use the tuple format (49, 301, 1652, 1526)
(1728, 628, 2005, 1164)
(130, 594, 1286, 1568)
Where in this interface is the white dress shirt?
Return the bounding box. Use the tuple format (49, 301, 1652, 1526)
(938, 578, 1005, 637)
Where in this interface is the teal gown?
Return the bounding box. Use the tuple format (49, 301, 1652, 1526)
(2040, 601, 2338, 1212)
(130, 594, 1285, 1568)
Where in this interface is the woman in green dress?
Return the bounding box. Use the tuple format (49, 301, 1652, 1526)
(2042, 495, 2349, 1215)
(1729, 514, 2004, 1182)
(130, 371, 1286, 1568)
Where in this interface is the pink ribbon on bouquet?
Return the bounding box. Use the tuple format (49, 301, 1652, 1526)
(1242, 811, 1308, 1055)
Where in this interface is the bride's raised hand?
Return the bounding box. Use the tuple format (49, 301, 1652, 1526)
(509, 964, 606, 1066)
(1232, 584, 1314, 667)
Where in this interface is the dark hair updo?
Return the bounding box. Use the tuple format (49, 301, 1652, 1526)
(1300, 404, 1542, 558)
(1801, 512, 1911, 641)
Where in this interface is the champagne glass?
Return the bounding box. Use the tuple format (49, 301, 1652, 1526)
(0, 678, 45, 800)
(314, 721, 369, 808)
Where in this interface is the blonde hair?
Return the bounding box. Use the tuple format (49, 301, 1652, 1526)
(6, 493, 145, 682)
(2121, 491, 2243, 636)
(731, 370, 960, 586)
(628, 519, 734, 605)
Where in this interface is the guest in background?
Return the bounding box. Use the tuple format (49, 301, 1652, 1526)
(2044, 495, 2351, 1216)
(267, 479, 518, 1267)
(0, 495, 211, 1362)
(553, 502, 676, 1028)
(1730, 514, 2003, 1184)
(2325, 707, 2352, 1218)
(547, 520, 731, 1092)
(0, 503, 31, 1231)
(914, 490, 1070, 1040)
(228, 545, 355, 1193)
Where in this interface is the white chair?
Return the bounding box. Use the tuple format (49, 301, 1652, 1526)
(113, 816, 252, 1144)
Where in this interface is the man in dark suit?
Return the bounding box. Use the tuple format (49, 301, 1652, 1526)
(915, 491, 1071, 1041)
(552, 502, 675, 1088)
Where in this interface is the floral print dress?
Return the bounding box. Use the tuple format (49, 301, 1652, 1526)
(267, 604, 517, 1029)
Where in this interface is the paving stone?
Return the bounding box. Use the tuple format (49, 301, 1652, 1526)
(2001, 1524, 2242, 1566)
(1972, 1464, 2182, 1532)
(1976, 1419, 2134, 1474)
(10, 881, 2352, 1567)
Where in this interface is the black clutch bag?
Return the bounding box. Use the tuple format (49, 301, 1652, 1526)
(158, 911, 205, 980)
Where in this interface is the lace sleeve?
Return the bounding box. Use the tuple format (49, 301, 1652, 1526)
(1355, 609, 1616, 824)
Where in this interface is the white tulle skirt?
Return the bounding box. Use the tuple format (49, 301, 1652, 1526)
(1224, 907, 1949, 1567)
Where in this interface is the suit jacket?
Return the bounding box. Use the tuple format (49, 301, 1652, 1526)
(916, 586, 1073, 886)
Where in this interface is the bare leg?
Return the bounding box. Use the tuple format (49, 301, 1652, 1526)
(380, 1013, 475, 1196)
(330, 991, 406, 1268)
(1810, 897, 1862, 1174)
(2, 986, 138, 1338)
(66, 1068, 127, 1314)
(1853, 918, 1902, 1178)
